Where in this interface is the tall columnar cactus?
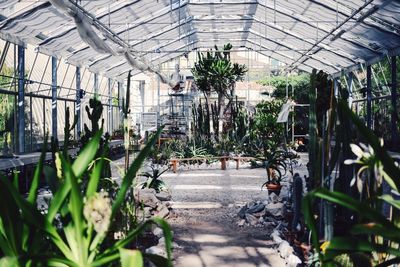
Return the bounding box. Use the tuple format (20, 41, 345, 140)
(123, 71, 132, 171)
(80, 98, 111, 179)
(63, 106, 78, 156)
(308, 69, 318, 187)
(291, 173, 303, 232)
(84, 98, 104, 138)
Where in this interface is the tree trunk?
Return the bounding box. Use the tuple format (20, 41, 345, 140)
(217, 92, 225, 141)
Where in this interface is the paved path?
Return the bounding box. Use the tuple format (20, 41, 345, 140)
(163, 166, 289, 267)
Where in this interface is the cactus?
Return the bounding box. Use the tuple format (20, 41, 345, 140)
(63, 106, 78, 156)
(291, 173, 303, 232)
(80, 97, 111, 179)
(123, 71, 131, 171)
(84, 98, 104, 137)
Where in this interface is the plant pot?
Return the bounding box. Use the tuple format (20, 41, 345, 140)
(266, 183, 282, 196)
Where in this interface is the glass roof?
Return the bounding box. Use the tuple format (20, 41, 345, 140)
(0, 0, 399, 82)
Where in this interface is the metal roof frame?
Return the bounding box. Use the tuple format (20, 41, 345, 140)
(0, 0, 399, 83)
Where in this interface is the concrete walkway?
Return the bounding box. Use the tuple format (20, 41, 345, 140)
(163, 166, 289, 267)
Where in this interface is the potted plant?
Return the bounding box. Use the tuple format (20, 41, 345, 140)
(261, 150, 287, 195)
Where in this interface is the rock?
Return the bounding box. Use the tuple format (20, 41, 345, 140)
(238, 205, 247, 219)
(247, 203, 265, 214)
(278, 241, 294, 259)
(252, 211, 264, 218)
(268, 192, 280, 203)
(279, 186, 290, 200)
(271, 230, 283, 244)
(153, 227, 164, 239)
(266, 202, 284, 217)
(245, 213, 259, 226)
(143, 207, 153, 218)
(155, 205, 170, 218)
(156, 191, 171, 201)
(246, 201, 256, 208)
(237, 219, 246, 227)
(145, 246, 167, 257)
(136, 190, 160, 208)
(287, 254, 302, 267)
(172, 242, 181, 249)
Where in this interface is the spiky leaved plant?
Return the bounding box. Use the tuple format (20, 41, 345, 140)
(122, 71, 131, 172)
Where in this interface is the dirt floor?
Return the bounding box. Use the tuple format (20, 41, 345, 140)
(163, 166, 288, 267)
(112, 154, 309, 267)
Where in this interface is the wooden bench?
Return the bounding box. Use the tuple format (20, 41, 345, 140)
(231, 156, 256, 170)
(170, 156, 229, 173)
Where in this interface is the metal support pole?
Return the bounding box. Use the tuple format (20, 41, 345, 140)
(118, 82, 123, 125)
(391, 56, 399, 145)
(157, 73, 161, 126)
(140, 80, 145, 114)
(333, 78, 339, 99)
(76, 67, 81, 138)
(51, 56, 57, 140)
(108, 78, 112, 133)
(347, 72, 354, 107)
(17, 45, 25, 154)
(366, 65, 372, 129)
(94, 73, 99, 99)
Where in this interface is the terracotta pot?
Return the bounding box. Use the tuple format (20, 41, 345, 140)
(266, 183, 282, 196)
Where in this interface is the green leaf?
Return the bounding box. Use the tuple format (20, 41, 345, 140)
(86, 158, 104, 198)
(379, 194, 400, 210)
(309, 188, 394, 228)
(151, 217, 173, 266)
(324, 237, 400, 261)
(100, 217, 173, 267)
(72, 131, 101, 178)
(59, 154, 85, 259)
(0, 256, 18, 267)
(112, 127, 162, 217)
(46, 180, 70, 222)
(338, 100, 400, 191)
(302, 193, 322, 261)
(27, 136, 47, 205)
(119, 248, 143, 267)
(351, 223, 400, 243)
(144, 253, 170, 267)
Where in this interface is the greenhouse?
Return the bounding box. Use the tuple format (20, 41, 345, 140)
(0, 0, 399, 266)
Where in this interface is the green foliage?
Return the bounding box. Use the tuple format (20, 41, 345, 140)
(0, 128, 173, 267)
(192, 43, 247, 141)
(260, 150, 287, 186)
(250, 100, 284, 155)
(140, 165, 168, 193)
(192, 43, 247, 97)
(257, 73, 310, 103)
(0, 65, 15, 152)
(303, 100, 400, 266)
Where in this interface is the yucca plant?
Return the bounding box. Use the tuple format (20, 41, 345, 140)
(0, 129, 173, 267)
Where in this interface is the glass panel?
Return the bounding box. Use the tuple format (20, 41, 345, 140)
(0, 93, 16, 155)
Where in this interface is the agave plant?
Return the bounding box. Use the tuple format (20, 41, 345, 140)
(140, 165, 169, 193)
(260, 150, 287, 187)
(0, 129, 173, 267)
